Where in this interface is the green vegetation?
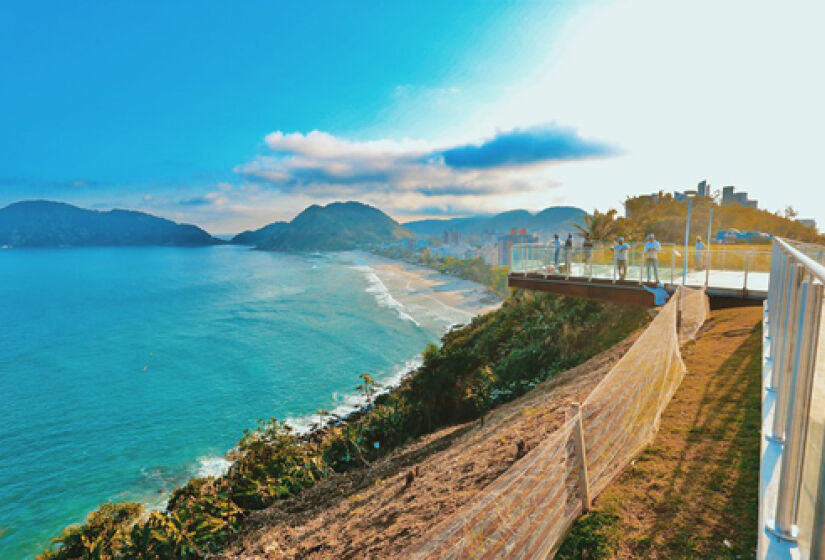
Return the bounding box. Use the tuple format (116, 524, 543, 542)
(556, 508, 623, 560)
(556, 307, 762, 559)
(375, 245, 509, 297)
(578, 193, 824, 244)
(39, 292, 646, 559)
(250, 201, 412, 250)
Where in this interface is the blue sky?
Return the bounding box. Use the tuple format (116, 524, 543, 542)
(2, 0, 823, 232)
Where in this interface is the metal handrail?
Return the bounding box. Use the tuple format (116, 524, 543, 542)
(760, 237, 825, 560)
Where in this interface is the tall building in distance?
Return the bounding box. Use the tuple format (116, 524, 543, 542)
(442, 229, 461, 246)
(497, 227, 538, 267)
(721, 186, 758, 208)
(697, 180, 710, 197)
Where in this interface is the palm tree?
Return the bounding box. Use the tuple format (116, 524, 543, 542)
(574, 209, 620, 241)
(356, 373, 381, 407)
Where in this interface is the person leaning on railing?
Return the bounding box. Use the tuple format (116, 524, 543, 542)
(644, 233, 661, 283)
(613, 236, 629, 280)
(564, 233, 573, 274)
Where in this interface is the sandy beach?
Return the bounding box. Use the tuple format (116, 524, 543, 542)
(345, 251, 501, 334)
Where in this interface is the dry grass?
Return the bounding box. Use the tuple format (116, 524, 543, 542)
(557, 306, 763, 559)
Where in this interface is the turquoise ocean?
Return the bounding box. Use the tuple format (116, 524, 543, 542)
(0, 245, 489, 558)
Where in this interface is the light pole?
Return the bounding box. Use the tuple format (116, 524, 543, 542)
(705, 207, 713, 287)
(683, 199, 692, 285)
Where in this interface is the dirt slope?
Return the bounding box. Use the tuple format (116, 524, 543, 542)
(222, 328, 643, 559)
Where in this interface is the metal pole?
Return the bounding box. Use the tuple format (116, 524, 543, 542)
(743, 251, 751, 294)
(772, 264, 804, 441)
(770, 261, 793, 391)
(683, 199, 692, 285)
(670, 250, 675, 284)
(705, 207, 713, 287)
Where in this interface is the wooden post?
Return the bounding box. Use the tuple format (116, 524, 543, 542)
(572, 402, 591, 513)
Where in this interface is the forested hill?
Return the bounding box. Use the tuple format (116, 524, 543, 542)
(403, 206, 586, 237)
(0, 200, 222, 247)
(235, 201, 413, 251)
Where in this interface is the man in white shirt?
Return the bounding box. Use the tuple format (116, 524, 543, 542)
(613, 236, 630, 280)
(644, 233, 661, 283)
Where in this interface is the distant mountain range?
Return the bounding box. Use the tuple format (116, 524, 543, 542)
(403, 206, 586, 237)
(0, 199, 588, 251)
(232, 201, 412, 250)
(0, 201, 222, 248)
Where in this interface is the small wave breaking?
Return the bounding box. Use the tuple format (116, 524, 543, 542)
(284, 355, 423, 435)
(351, 265, 421, 326)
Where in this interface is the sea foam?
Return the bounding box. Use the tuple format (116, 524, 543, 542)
(351, 264, 421, 326)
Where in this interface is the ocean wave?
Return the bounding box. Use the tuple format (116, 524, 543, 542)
(351, 265, 420, 326)
(283, 355, 423, 435)
(196, 455, 232, 478)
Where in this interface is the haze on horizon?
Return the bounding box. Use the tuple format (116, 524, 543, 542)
(1, 0, 823, 234)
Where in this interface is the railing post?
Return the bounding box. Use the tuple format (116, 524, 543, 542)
(770, 261, 794, 391)
(572, 402, 591, 513)
(813, 406, 825, 559)
(743, 251, 751, 294)
(670, 250, 675, 285)
(770, 280, 823, 539)
(771, 264, 804, 441)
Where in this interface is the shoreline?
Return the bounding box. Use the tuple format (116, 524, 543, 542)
(188, 250, 503, 478)
(281, 250, 501, 435)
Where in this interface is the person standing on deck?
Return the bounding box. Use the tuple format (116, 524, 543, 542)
(613, 236, 629, 280)
(564, 234, 573, 273)
(695, 236, 706, 270)
(644, 233, 661, 283)
(552, 234, 562, 267)
(583, 233, 594, 264)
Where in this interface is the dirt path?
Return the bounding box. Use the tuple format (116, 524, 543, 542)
(222, 328, 644, 559)
(557, 306, 763, 559)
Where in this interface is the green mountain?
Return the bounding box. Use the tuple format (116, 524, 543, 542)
(0, 200, 222, 247)
(403, 206, 586, 237)
(249, 201, 412, 251)
(230, 221, 289, 246)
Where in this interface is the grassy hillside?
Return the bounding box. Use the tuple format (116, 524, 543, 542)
(557, 306, 762, 559)
(39, 292, 647, 559)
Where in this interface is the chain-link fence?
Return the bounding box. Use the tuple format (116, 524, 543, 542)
(412, 287, 708, 559)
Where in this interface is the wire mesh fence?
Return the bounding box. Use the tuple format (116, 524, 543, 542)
(411, 287, 708, 559)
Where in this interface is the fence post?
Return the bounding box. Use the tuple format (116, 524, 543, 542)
(676, 286, 683, 334)
(572, 402, 591, 513)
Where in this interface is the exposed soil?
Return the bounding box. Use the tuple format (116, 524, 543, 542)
(221, 328, 644, 559)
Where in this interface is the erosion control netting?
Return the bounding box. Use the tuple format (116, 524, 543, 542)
(412, 287, 708, 559)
